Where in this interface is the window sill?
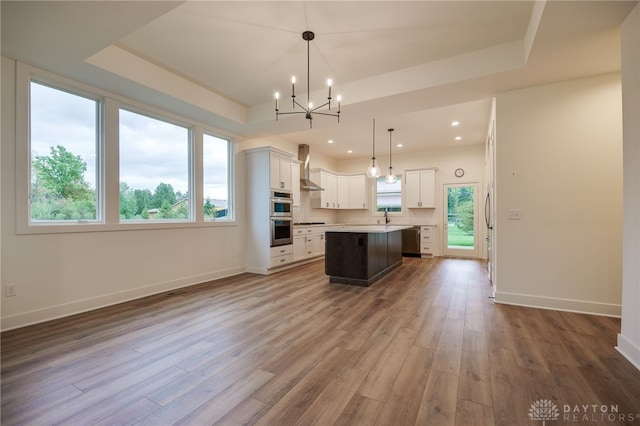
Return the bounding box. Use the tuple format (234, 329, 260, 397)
(17, 219, 237, 235)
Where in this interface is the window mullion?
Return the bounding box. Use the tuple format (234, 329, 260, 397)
(103, 98, 120, 224)
(193, 127, 204, 222)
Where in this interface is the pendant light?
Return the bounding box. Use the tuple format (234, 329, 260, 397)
(385, 128, 397, 184)
(366, 119, 381, 178)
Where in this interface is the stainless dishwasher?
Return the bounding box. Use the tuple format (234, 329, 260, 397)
(402, 226, 421, 257)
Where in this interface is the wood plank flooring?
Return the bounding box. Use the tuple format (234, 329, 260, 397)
(2, 257, 640, 425)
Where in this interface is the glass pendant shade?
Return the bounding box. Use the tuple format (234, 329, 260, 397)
(385, 169, 397, 184)
(367, 159, 381, 178)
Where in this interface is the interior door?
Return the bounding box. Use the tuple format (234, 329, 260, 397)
(443, 182, 479, 258)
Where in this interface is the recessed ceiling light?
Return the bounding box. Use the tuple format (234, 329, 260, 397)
(455, 136, 462, 141)
(347, 150, 353, 154)
(397, 144, 403, 148)
(451, 121, 460, 127)
(328, 139, 334, 144)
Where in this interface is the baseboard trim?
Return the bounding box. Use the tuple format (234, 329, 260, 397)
(616, 334, 640, 372)
(1, 266, 246, 332)
(494, 291, 621, 317)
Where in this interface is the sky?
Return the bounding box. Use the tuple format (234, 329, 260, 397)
(30, 81, 229, 201)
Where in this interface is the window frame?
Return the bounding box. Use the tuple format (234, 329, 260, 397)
(117, 105, 194, 223)
(374, 175, 403, 215)
(16, 62, 235, 235)
(26, 78, 105, 224)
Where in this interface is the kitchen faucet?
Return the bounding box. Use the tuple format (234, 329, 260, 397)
(384, 209, 390, 224)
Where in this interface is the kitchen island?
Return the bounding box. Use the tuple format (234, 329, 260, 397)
(325, 225, 411, 286)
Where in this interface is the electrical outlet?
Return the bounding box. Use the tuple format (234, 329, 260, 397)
(5, 283, 17, 297)
(507, 209, 521, 220)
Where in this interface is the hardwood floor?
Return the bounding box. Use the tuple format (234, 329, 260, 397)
(2, 257, 640, 425)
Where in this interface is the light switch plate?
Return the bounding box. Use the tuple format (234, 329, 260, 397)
(507, 209, 521, 220)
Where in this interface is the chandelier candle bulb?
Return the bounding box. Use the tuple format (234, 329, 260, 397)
(291, 76, 296, 97)
(327, 79, 332, 100)
(275, 92, 279, 111)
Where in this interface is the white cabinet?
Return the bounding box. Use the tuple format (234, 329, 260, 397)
(406, 169, 435, 208)
(312, 232, 325, 256)
(420, 225, 436, 258)
(292, 160, 301, 207)
(293, 235, 308, 261)
(292, 226, 325, 261)
(270, 244, 294, 267)
(311, 170, 337, 209)
(312, 170, 367, 210)
(337, 175, 349, 209)
(270, 151, 292, 191)
(348, 175, 367, 209)
(245, 146, 295, 274)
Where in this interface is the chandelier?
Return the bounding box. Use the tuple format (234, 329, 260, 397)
(274, 31, 341, 128)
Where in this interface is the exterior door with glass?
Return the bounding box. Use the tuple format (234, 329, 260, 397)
(443, 183, 479, 258)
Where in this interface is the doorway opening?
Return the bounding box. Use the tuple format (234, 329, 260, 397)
(444, 183, 479, 258)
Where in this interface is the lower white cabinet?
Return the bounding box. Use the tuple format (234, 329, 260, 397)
(420, 225, 436, 257)
(292, 226, 326, 261)
(293, 236, 307, 261)
(270, 244, 294, 267)
(312, 232, 325, 256)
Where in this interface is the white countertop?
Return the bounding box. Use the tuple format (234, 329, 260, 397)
(325, 225, 412, 233)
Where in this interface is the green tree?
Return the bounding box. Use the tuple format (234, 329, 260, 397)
(119, 182, 138, 219)
(457, 200, 474, 234)
(152, 183, 177, 209)
(133, 188, 153, 216)
(204, 198, 215, 218)
(31, 145, 95, 220)
(32, 145, 93, 201)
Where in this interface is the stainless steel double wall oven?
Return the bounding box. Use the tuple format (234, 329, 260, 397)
(270, 191, 293, 247)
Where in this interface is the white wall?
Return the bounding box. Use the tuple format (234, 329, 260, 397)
(1, 57, 247, 330)
(494, 72, 623, 317)
(618, 3, 640, 370)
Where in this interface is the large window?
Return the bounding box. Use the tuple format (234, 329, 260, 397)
(119, 109, 190, 221)
(20, 65, 234, 233)
(29, 81, 100, 221)
(376, 176, 402, 213)
(203, 133, 229, 220)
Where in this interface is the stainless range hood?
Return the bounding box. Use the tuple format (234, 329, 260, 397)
(298, 144, 324, 191)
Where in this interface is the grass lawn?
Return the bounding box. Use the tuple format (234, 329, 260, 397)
(447, 223, 474, 247)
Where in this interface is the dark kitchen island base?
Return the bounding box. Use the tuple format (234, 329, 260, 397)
(325, 226, 407, 287)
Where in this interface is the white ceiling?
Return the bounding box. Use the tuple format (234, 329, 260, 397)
(2, 1, 636, 159)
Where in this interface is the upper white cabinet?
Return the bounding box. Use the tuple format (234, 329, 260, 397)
(406, 169, 435, 208)
(348, 174, 367, 209)
(311, 170, 337, 209)
(292, 160, 301, 207)
(311, 169, 367, 209)
(270, 151, 292, 191)
(336, 175, 349, 209)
